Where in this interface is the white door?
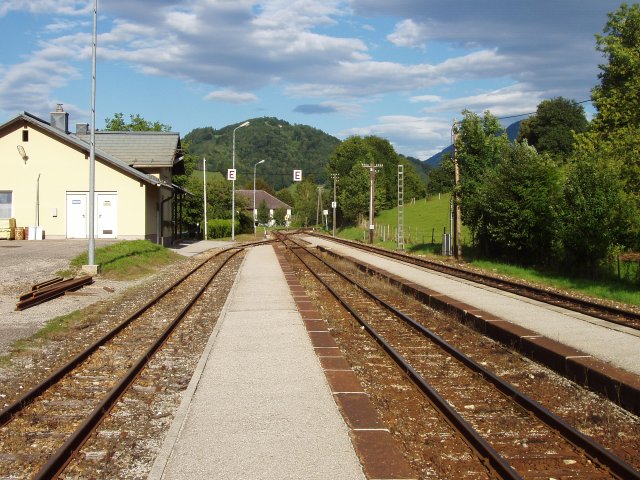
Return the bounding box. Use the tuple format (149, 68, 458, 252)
(66, 193, 88, 238)
(97, 193, 117, 238)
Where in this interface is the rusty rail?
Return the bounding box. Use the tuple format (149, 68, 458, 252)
(16, 276, 94, 310)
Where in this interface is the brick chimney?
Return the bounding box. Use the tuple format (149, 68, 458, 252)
(50, 104, 69, 133)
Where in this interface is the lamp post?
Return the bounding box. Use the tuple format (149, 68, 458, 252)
(88, 0, 98, 268)
(232, 121, 250, 241)
(253, 159, 265, 236)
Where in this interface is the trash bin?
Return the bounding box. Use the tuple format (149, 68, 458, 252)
(15, 227, 25, 240)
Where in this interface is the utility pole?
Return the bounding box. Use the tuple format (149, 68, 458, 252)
(397, 164, 404, 250)
(331, 173, 338, 237)
(362, 163, 383, 244)
(315, 186, 323, 227)
(203, 157, 207, 240)
(452, 120, 462, 259)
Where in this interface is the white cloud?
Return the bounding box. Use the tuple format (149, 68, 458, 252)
(339, 115, 453, 159)
(0, 0, 90, 17)
(0, 32, 86, 114)
(204, 90, 259, 104)
(423, 84, 544, 117)
(0, 0, 616, 157)
(410, 95, 442, 103)
(387, 19, 429, 49)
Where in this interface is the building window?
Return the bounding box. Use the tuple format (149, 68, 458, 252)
(22, 129, 28, 142)
(0, 192, 12, 219)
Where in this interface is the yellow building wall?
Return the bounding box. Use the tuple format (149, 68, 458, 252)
(0, 122, 158, 239)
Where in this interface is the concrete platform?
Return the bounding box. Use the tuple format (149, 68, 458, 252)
(169, 239, 234, 257)
(149, 245, 366, 479)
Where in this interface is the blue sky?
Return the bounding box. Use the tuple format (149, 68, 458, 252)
(0, 0, 622, 159)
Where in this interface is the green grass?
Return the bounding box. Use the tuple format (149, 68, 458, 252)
(334, 195, 640, 308)
(337, 194, 469, 252)
(65, 240, 182, 280)
(469, 259, 640, 306)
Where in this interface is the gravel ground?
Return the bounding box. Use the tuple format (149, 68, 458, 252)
(0, 239, 141, 356)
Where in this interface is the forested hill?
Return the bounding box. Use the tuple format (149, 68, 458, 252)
(184, 117, 341, 190)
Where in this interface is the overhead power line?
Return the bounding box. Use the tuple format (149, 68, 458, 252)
(496, 99, 593, 121)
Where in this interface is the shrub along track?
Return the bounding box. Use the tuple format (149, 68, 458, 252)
(276, 232, 640, 479)
(0, 244, 257, 479)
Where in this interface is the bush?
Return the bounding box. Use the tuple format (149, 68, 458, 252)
(207, 219, 238, 238)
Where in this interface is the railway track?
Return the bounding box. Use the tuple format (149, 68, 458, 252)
(308, 232, 640, 331)
(0, 245, 249, 479)
(276, 232, 640, 479)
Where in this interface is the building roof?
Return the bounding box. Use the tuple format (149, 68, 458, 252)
(236, 190, 292, 210)
(0, 112, 174, 189)
(75, 130, 181, 168)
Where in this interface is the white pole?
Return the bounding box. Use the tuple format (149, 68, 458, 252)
(231, 121, 249, 241)
(253, 159, 265, 236)
(88, 0, 97, 266)
(203, 156, 207, 240)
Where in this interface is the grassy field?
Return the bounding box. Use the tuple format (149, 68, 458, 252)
(65, 240, 182, 280)
(337, 193, 468, 252)
(335, 195, 640, 307)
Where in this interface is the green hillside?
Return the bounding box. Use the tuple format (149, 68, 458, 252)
(184, 117, 341, 190)
(338, 193, 470, 252)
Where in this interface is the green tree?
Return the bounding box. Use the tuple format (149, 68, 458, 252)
(477, 142, 561, 263)
(456, 110, 510, 245)
(293, 178, 317, 227)
(517, 97, 589, 160)
(275, 188, 294, 208)
(327, 135, 425, 226)
(557, 151, 633, 274)
(257, 199, 270, 225)
(105, 112, 172, 132)
(425, 159, 454, 196)
(573, 2, 640, 249)
(244, 178, 275, 196)
(273, 207, 287, 227)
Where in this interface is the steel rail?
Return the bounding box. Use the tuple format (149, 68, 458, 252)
(280, 234, 640, 480)
(0, 246, 240, 426)
(276, 234, 520, 480)
(32, 247, 243, 479)
(308, 232, 640, 330)
(16, 276, 94, 310)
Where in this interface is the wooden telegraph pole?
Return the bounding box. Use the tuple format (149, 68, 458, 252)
(331, 173, 339, 237)
(452, 120, 463, 259)
(362, 163, 383, 244)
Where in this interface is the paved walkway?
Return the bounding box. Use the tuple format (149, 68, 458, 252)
(149, 245, 365, 479)
(305, 236, 640, 377)
(169, 239, 234, 257)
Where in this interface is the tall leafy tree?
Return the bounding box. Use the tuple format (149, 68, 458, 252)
(517, 97, 589, 160)
(257, 200, 270, 225)
(293, 178, 317, 227)
(477, 143, 561, 263)
(327, 135, 425, 226)
(456, 110, 510, 245)
(557, 152, 633, 274)
(104, 112, 172, 132)
(574, 2, 640, 249)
